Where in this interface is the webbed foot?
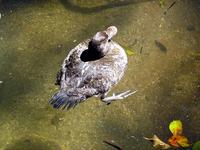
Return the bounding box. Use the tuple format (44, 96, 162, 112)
(101, 90, 137, 104)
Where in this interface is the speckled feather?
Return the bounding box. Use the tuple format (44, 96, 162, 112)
(50, 39, 127, 110)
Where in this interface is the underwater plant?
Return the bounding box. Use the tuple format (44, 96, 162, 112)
(159, 0, 165, 8)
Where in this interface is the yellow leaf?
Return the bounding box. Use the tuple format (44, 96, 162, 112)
(169, 120, 182, 135)
(125, 48, 135, 56)
(177, 136, 190, 147)
(168, 135, 190, 148)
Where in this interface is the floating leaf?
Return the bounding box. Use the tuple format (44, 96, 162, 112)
(144, 135, 171, 149)
(168, 135, 190, 148)
(125, 48, 135, 56)
(169, 120, 182, 135)
(193, 141, 200, 150)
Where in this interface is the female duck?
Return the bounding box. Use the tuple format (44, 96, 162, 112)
(49, 26, 136, 110)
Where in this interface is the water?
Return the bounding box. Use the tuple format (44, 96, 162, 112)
(0, 0, 200, 149)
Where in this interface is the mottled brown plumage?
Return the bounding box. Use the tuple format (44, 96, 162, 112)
(49, 26, 134, 110)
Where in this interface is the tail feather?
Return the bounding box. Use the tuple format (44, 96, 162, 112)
(49, 91, 84, 110)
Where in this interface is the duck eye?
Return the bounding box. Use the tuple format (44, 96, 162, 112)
(108, 39, 111, 42)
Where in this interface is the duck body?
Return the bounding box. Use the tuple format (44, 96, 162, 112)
(50, 26, 130, 110)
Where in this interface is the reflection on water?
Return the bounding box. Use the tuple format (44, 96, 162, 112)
(0, 0, 199, 149)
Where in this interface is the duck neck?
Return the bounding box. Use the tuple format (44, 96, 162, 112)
(88, 41, 108, 57)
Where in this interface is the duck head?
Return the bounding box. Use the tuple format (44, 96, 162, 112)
(89, 26, 118, 57)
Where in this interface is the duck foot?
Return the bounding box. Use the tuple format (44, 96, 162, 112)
(101, 90, 137, 104)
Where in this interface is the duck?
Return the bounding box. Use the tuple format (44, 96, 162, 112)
(49, 26, 136, 110)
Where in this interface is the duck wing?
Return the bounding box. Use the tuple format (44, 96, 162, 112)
(61, 40, 127, 93)
(50, 41, 127, 110)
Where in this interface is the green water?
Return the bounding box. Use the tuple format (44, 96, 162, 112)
(0, 0, 200, 149)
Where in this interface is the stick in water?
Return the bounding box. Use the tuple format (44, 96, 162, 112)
(164, 1, 176, 15)
(103, 140, 123, 150)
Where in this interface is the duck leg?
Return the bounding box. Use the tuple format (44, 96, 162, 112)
(101, 90, 137, 104)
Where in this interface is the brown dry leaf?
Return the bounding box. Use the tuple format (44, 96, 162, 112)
(168, 135, 190, 148)
(144, 135, 171, 149)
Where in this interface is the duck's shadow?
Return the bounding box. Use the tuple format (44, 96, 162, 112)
(0, 0, 155, 14)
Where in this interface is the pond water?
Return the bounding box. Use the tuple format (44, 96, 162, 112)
(0, 0, 200, 149)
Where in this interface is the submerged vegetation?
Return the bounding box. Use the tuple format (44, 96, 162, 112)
(159, 0, 165, 8)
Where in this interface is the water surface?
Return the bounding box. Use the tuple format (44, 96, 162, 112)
(0, 0, 200, 149)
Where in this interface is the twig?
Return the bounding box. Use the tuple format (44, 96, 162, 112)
(140, 46, 143, 54)
(103, 140, 123, 150)
(164, 1, 177, 15)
